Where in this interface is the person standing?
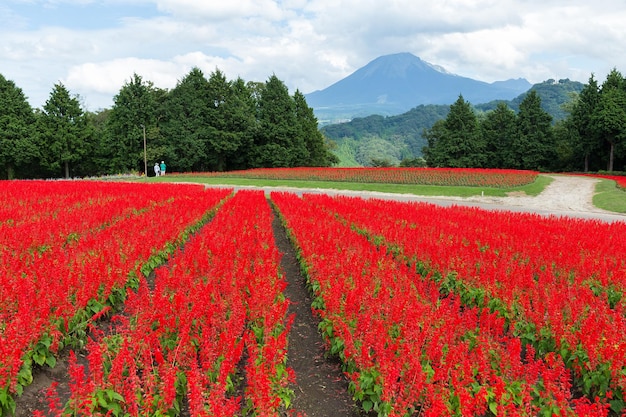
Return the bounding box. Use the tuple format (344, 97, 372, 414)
(154, 162, 161, 177)
(160, 161, 167, 175)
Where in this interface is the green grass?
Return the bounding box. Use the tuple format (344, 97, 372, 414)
(593, 179, 626, 213)
(142, 173, 626, 214)
(152, 173, 553, 198)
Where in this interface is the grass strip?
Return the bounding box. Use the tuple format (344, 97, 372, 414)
(150, 174, 553, 198)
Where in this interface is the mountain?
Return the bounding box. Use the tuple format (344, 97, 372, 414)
(305, 52, 531, 124)
(322, 78, 584, 167)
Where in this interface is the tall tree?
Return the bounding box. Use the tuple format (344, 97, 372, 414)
(253, 75, 307, 167)
(293, 89, 337, 166)
(480, 102, 518, 168)
(515, 90, 554, 171)
(84, 109, 113, 176)
(0, 74, 38, 179)
(37, 83, 91, 178)
(422, 119, 448, 167)
(423, 95, 484, 167)
(107, 73, 164, 173)
(593, 69, 626, 172)
(205, 69, 251, 171)
(161, 67, 211, 172)
(219, 77, 257, 170)
(445, 95, 485, 167)
(570, 75, 601, 171)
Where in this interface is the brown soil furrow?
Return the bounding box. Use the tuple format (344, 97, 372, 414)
(271, 204, 367, 417)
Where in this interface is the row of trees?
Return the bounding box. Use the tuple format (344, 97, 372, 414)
(423, 69, 626, 172)
(0, 69, 337, 179)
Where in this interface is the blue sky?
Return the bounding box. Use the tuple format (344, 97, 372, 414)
(3, 2, 162, 31)
(1, 0, 625, 111)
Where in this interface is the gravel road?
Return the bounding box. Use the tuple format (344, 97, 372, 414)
(207, 174, 626, 223)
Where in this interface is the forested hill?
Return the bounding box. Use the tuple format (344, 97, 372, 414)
(475, 78, 585, 120)
(322, 78, 584, 166)
(322, 105, 450, 166)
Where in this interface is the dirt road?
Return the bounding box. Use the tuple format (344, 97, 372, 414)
(211, 174, 626, 223)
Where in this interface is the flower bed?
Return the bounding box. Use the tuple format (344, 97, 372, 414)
(271, 191, 616, 416)
(0, 181, 231, 416)
(43, 190, 293, 416)
(176, 167, 539, 188)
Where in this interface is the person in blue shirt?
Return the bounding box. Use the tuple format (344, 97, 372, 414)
(160, 161, 166, 175)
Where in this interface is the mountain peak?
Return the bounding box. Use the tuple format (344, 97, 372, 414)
(306, 52, 531, 123)
(358, 53, 447, 79)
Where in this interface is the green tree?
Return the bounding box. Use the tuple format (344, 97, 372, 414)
(569, 75, 602, 171)
(481, 102, 518, 168)
(161, 67, 211, 172)
(84, 109, 113, 176)
(593, 69, 626, 172)
(205, 70, 253, 171)
(107, 73, 164, 173)
(445, 95, 485, 167)
(515, 90, 554, 171)
(422, 119, 447, 166)
(399, 156, 427, 167)
(253, 75, 307, 167)
(37, 83, 92, 178)
(551, 119, 577, 171)
(370, 157, 395, 167)
(423, 95, 484, 167)
(220, 77, 257, 170)
(293, 89, 337, 166)
(0, 74, 38, 179)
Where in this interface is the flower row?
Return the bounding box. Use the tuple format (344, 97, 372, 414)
(301, 192, 626, 414)
(40, 190, 293, 416)
(271, 191, 613, 416)
(180, 167, 539, 188)
(0, 181, 231, 416)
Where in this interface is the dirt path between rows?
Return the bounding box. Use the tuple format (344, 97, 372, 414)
(272, 209, 369, 417)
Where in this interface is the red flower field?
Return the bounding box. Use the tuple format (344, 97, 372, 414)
(176, 167, 539, 188)
(1, 171, 624, 416)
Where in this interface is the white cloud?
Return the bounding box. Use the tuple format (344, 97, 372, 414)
(155, 0, 286, 21)
(2, 0, 626, 110)
(64, 53, 246, 94)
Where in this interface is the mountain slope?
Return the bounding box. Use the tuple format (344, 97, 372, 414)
(306, 52, 531, 123)
(476, 78, 585, 120)
(322, 78, 584, 167)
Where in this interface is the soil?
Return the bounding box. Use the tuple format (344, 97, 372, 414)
(272, 207, 370, 417)
(10, 174, 624, 417)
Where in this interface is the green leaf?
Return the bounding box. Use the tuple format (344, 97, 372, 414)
(17, 365, 33, 386)
(46, 354, 57, 368)
(33, 351, 46, 366)
(0, 386, 17, 415)
(97, 391, 108, 407)
(362, 400, 373, 412)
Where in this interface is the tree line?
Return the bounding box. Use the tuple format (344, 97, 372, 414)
(423, 69, 626, 172)
(0, 68, 338, 179)
(320, 79, 583, 168)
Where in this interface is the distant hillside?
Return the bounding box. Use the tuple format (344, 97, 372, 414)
(322, 78, 584, 166)
(475, 78, 585, 120)
(322, 105, 449, 166)
(306, 52, 531, 124)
